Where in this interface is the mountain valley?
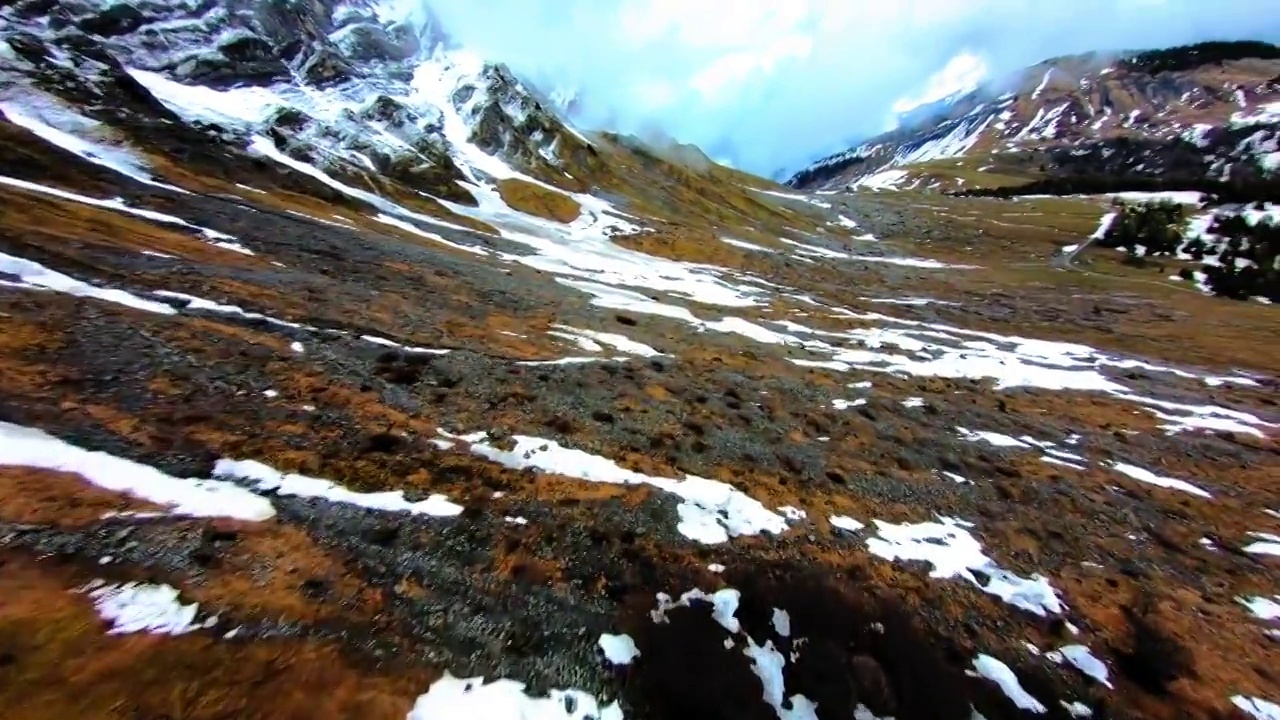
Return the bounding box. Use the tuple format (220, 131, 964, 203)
(0, 3, 1277, 720)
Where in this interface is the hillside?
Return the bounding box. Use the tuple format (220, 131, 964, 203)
(788, 42, 1280, 196)
(786, 41, 1280, 304)
(0, 5, 1278, 720)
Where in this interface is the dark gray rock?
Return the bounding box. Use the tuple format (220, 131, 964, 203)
(76, 2, 149, 37)
(332, 22, 417, 62)
(296, 43, 357, 86)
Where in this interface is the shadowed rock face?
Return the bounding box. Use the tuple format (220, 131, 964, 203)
(255, 0, 336, 50)
(0, 5, 1278, 720)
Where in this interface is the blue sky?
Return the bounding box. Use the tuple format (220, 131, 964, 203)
(417, 0, 1280, 177)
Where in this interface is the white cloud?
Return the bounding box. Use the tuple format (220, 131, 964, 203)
(893, 52, 989, 114)
(633, 78, 680, 110)
(619, 0, 814, 49)
(690, 36, 814, 103)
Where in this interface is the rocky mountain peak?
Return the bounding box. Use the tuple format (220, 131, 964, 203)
(0, 0, 596, 201)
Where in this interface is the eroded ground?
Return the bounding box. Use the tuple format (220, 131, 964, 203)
(1, 113, 1278, 720)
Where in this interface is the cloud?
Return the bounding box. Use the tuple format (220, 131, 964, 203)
(690, 35, 814, 105)
(419, 0, 1280, 177)
(893, 52, 989, 114)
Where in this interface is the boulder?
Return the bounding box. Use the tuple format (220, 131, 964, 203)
(296, 44, 356, 86)
(255, 0, 334, 51)
(217, 32, 276, 63)
(175, 53, 292, 88)
(75, 2, 148, 37)
(266, 106, 313, 134)
(361, 95, 419, 127)
(332, 22, 417, 62)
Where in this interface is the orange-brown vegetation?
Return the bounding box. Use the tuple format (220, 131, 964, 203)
(496, 178, 582, 223)
(0, 553, 436, 720)
(0, 467, 163, 526)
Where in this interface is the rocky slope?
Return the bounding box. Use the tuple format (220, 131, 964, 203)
(1, 4, 1278, 720)
(789, 42, 1280, 193)
(0, 0, 608, 202)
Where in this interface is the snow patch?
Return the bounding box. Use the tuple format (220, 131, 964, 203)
(598, 633, 640, 665)
(1089, 212, 1118, 241)
(771, 608, 792, 637)
(1109, 462, 1211, 499)
(867, 516, 1063, 616)
(1032, 69, 1053, 100)
(853, 169, 911, 191)
(1109, 191, 1204, 205)
(0, 97, 182, 192)
(213, 458, 463, 517)
(407, 673, 622, 720)
(549, 324, 662, 357)
(958, 427, 1029, 448)
(357, 333, 450, 354)
(1244, 533, 1280, 556)
(456, 434, 788, 544)
(778, 506, 807, 522)
(0, 422, 275, 521)
(1237, 596, 1280, 620)
(1232, 696, 1280, 720)
(85, 582, 206, 635)
(1, 249, 178, 315)
(1055, 645, 1112, 688)
(722, 237, 778, 253)
(652, 588, 742, 633)
(972, 654, 1046, 713)
(830, 515, 866, 532)
(1062, 701, 1094, 718)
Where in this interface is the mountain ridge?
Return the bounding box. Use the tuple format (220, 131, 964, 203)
(788, 40, 1280, 193)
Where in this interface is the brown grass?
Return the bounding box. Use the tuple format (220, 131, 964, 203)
(496, 178, 582, 223)
(901, 157, 1042, 191)
(0, 307, 67, 395)
(142, 149, 500, 237)
(0, 552, 436, 720)
(612, 224, 776, 275)
(185, 316, 293, 354)
(0, 187, 268, 270)
(840, 193, 1280, 375)
(406, 302, 561, 358)
(0, 467, 164, 526)
(0, 466, 383, 625)
(577, 135, 830, 239)
(1055, 569, 1280, 720)
(183, 521, 387, 625)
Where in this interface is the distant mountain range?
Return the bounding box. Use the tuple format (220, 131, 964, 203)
(788, 41, 1280, 196)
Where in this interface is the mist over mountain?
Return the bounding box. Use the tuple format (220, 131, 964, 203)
(420, 0, 1280, 175)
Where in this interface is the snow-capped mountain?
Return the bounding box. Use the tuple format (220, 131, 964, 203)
(789, 42, 1280, 192)
(0, 0, 597, 204)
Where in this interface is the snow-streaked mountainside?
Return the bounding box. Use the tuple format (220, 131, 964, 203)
(789, 43, 1280, 192)
(0, 0, 597, 203)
